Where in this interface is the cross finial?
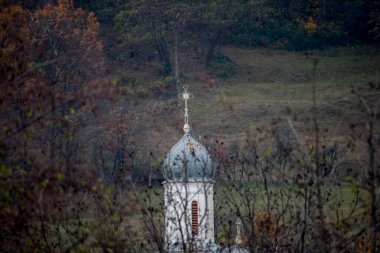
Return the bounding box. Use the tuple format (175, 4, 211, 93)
(178, 86, 194, 134)
(235, 218, 242, 245)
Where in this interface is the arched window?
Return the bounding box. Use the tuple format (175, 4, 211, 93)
(191, 200, 198, 235)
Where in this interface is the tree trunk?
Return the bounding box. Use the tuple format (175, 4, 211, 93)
(174, 32, 181, 93)
(155, 37, 171, 76)
(368, 116, 377, 253)
(312, 58, 328, 253)
(50, 87, 57, 169)
(205, 30, 221, 68)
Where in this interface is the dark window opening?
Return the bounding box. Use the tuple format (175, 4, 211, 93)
(191, 201, 198, 235)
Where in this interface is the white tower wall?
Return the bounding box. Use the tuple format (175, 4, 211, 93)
(162, 87, 219, 252)
(164, 181, 215, 250)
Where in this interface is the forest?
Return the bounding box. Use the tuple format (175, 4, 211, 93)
(0, 0, 379, 252)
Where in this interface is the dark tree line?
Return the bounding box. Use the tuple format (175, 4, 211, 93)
(3, 0, 379, 77)
(79, 0, 379, 74)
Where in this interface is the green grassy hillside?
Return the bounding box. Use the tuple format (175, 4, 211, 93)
(86, 46, 380, 164)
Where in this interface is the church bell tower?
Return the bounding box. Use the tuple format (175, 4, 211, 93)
(162, 86, 219, 252)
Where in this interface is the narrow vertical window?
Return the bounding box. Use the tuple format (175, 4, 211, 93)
(191, 200, 198, 235)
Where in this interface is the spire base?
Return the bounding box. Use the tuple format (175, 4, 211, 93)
(183, 123, 190, 134)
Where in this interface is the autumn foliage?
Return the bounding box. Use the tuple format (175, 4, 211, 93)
(0, 2, 110, 252)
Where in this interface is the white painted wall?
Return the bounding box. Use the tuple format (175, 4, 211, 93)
(164, 181, 215, 248)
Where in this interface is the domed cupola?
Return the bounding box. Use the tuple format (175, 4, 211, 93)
(164, 134, 213, 181)
(220, 245, 250, 253)
(163, 86, 213, 181)
(162, 86, 221, 252)
(220, 219, 250, 253)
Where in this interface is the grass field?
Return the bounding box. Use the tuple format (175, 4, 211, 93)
(108, 46, 380, 159)
(80, 46, 380, 169)
(40, 180, 369, 250)
(132, 181, 370, 246)
(141, 181, 369, 216)
(193, 47, 380, 138)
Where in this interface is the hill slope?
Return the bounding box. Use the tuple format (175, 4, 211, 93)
(84, 46, 380, 165)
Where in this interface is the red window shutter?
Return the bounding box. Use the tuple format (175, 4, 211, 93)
(191, 201, 198, 235)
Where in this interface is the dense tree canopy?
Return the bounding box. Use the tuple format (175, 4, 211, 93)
(75, 0, 380, 75)
(0, 2, 106, 251)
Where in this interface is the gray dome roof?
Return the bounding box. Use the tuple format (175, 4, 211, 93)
(220, 245, 250, 253)
(163, 134, 213, 181)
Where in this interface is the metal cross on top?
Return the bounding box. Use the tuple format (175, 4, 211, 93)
(178, 86, 194, 134)
(235, 218, 243, 245)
